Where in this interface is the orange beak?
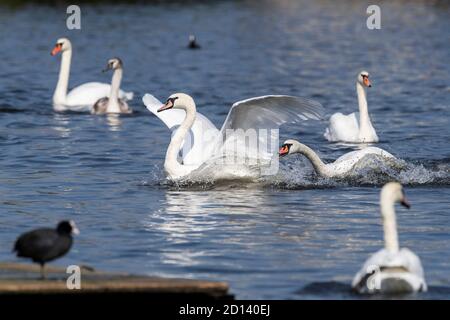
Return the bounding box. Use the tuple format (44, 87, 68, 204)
(157, 100, 174, 113)
(279, 145, 289, 157)
(363, 77, 372, 87)
(51, 44, 62, 56)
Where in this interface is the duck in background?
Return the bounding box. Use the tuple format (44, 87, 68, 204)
(188, 35, 201, 49)
(13, 220, 79, 279)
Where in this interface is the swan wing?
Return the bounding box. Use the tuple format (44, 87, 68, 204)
(329, 147, 396, 176)
(65, 82, 133, 111)
(324, 112, 359, 142)
(215, 95, 324, 161)
(221, 95, 323, 132)
(143, 94, 219, 166)
(337, 147, 395, 163)
(358, 147, 394, 159)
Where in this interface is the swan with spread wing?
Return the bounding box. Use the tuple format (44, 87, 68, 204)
(143, 93, 324, 180)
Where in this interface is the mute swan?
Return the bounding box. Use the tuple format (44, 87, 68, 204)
(352, 182, 427, 294)
(51, 38, 133, 112)
(92, 58, 132, 114)
(324, 71, 378, 143)
(143, 93, 324, 180)
(279, 139, 395, 178)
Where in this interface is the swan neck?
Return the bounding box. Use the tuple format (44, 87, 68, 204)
(381, 199, 400, 253)
(357, 82, 371, 128)
(53, 49, 72, 104)
(107, 68, 122, 113)
(164, 103, 196, 178)
(298, 144, 330, 177)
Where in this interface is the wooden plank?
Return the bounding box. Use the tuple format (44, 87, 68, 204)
(0, 262, 232, 299)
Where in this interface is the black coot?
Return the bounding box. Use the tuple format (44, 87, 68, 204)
(188, 35, 201, 49)
(13, 220, 79, 279)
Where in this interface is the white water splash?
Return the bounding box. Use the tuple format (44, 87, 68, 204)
(145, 155, 450, 189)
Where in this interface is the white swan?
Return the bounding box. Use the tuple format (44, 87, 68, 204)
(92, 58, 132, 114)
(143, 93, 324, 180)
(324, 71, 378, 143)
(352, 182, 427, 294)
(279, 139, 395, 178)
(51, 38, 133, 112)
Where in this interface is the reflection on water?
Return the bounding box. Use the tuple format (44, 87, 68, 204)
(52, 113, 71, 138)
(106, 114, 122, 131)
(144, 188, 267, 239)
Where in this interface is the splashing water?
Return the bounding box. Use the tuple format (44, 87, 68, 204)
(145, 154, 450, 190)
(274, 155, 450, 189)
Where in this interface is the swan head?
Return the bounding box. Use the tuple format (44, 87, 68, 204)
(103, 57, 123, 72)
(381, 182, 410, 214)
(279, 139, 304, 157)
(158, 93, 195, 113)
(357, 70, 372, 88)
(51, 38, 71, 56)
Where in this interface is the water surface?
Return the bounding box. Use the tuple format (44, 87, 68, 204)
(0, 0, 449, 299)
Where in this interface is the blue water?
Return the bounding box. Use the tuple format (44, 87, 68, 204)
(0, 1, 449, 299)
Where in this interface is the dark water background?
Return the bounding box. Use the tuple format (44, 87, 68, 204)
(0, 0, 449, 299)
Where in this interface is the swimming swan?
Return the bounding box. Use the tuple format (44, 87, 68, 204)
(92, 58, 132, 114)
(143, 93, 324, 180)
(51, 38, 133, 111)
(352, 182, 427, 294)
(279, 139, 395, 178)
(324, 71, 378, 143)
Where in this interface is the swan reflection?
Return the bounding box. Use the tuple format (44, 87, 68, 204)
(106, 114, 122, 131)
(52, 113, 71, 138)
(142, 188, 268, 267)
(140, 187, 330, 271)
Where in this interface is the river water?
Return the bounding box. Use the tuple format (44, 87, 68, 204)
(0, 0, 449, 299)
